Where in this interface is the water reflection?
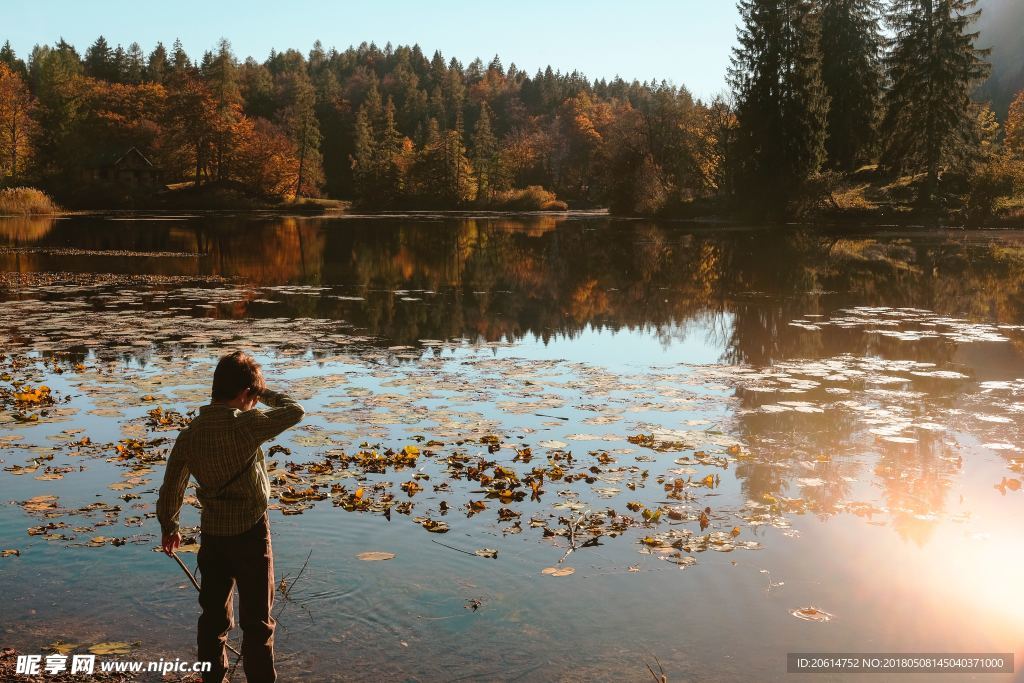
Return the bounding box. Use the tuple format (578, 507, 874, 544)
(5, 218, 1024, 351)
(2, 215, 1024, 679)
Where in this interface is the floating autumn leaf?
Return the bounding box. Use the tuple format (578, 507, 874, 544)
(474, 548, 498, 559)
(88, 642, 134, 656)
(421, 519, 449, 533)
(400, 480, 423, 496)
(21, 495, 59, 513)
(699, 509, 710, 531)
(2, 549, 20, 557)
(642, 507, 662, 523)
(994, 477, 1021, 495)
(14, 384, 52, 405)
(47, 641, 80, 655)
(541, 566, 575, 577)
(357, 551, 396, 561)
(791, 607, 833, 623)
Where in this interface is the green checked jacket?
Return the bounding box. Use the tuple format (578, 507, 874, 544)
(157, 390, 305, 537)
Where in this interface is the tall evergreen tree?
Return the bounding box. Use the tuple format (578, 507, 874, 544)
(278, 69, 322, 196)
(351, 102, 378, 202)
(124, 42, 145, 83)
(0, 41, 28, 80)
(380, 97, 407, 200)
(819, 0, 884, 170)
(171, 38, 190, 73)
(146, 43, 169, 84)
(880, 0, 991, 199)
(84, 36, 116, 81)
(472, 101, 500, 199)
(727, 0, 829, 214)
(204, 39, 242, 180)
(111, 44, 127, 82)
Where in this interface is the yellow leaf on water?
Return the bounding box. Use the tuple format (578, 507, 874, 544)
(541, 566, 575, 577)
(89, 642, 133, 655)
(357, 551, 395, 561)
(47, 641, 80, 655)
(731, 526, 741, 537)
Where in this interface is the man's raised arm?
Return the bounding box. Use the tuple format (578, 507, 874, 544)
(246, 389, 305, 443)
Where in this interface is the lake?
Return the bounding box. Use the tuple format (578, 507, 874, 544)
(1, 212, 1023, 681)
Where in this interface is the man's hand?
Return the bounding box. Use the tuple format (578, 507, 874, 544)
(162, 531, 182, 556)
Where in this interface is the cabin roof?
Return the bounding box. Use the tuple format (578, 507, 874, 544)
(84, 147, 158, 169)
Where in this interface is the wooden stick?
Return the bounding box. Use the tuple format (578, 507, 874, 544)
(430, 539, 477, 556)
(169, 552, 242, 659)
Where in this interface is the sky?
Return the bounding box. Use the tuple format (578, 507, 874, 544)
(3, 0, 740, 100)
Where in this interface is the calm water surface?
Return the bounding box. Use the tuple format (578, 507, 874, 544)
(1, 213, 1023, 681)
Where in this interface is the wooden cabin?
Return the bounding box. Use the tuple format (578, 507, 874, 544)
(84, 147, 163, 188)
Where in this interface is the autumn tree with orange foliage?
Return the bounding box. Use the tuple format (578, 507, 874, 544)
(0, 63, 38, 184)
(1007, 90, 1024, 160)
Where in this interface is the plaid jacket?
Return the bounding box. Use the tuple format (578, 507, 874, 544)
(157, 390, 304, 537)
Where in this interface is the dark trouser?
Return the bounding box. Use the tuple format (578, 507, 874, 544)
(197, 514, 276, 683)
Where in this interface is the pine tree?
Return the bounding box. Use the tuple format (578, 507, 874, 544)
(727, 0, 829, 214)
(352, 103, 378, 202)
(819, 0, 884, 170)
(440, 128, 476, 205)
(0, 41, 28, 80)
(146, 43, 169, 83)
(84, 36, 115, 81)
(472, 101, 500, 200)
(380, 96, 406, 200)
(171, 39, 190, 73)
(880, 0, 991, 199)
(277, 69, 322, 196)
(204, 39, 242, 181)
(124, 42, 145, 84)
(111, 44, 127, 82)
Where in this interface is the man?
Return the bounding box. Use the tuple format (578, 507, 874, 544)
(157, 350, 304, 683)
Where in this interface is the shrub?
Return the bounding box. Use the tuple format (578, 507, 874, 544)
(964, 155, 1024, 222)
(0, 187, 60, 215)
(487, 186, 567, 211)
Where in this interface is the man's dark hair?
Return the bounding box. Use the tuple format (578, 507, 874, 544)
(211, 351, 266, 402)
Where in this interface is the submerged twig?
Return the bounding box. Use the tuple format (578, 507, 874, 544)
(558, 511, 586, 564)
(430, 538, 477, 556)
(275, 548, 313, 621)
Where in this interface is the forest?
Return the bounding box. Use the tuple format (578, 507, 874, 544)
(0, 0, 1023, 220)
